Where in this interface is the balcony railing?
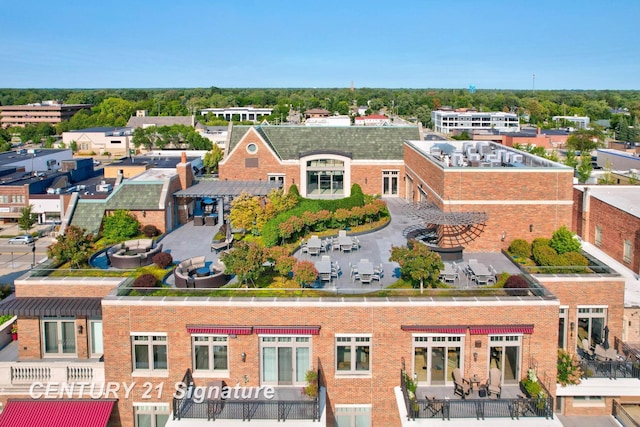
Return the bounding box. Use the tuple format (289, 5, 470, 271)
(0, 360, 105, 388)
(172, 369, 321, 422)
(613, 400, 640, 427)
(400, 370, 553, 420)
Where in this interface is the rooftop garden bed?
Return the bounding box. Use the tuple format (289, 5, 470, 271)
(506, 226, 616, 275)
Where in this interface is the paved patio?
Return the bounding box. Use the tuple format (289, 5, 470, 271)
(155, 197, 520, 293)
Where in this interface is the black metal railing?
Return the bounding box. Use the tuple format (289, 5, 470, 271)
(613, 400, 640, 427)
(580, 359, 640, 379)
(400, 369, 553, 420)
(172, 368, 319, 422)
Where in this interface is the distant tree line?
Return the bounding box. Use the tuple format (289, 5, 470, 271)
(2, 88, 640, 148)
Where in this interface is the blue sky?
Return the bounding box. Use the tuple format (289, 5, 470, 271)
(2, 0, 639, 89)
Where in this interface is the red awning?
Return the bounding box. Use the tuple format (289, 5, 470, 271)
(401, 325, 467, 334)
(0, 399, 115, 427)
(469, 325, 534, 335)
(254, 326, 321, 335)
(187, 325, 253, 335)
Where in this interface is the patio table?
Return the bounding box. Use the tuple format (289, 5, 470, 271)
(358, 260, 374, 284)
(338, 236, 353, 251)
(315, 260, 332, 275)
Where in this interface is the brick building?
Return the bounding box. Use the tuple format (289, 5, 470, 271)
(0, 101, 92, 128)
(403, 140, 575, 252)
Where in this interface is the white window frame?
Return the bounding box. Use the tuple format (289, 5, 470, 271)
(335, 334, 371, 376)
(41, 316, 77, 358)
(88, 319, 103, 358)
(572, 396, 605, 407)
(334, 404, 372, 427)
(559, 307, 568, 349)
(133, 402, 170, 427)
(268, 174, 285, 185)
(577, 306, 607, 347)
(259, 335, 312, 386)
(131, 333, 168, 376)
(192, 335, 229, 378)
(623, 240, 632, 264)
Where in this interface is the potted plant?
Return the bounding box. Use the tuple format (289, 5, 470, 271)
(303, 370, 318, 399)
(10, 324, 17, 341)
(403, 372, 419, 414)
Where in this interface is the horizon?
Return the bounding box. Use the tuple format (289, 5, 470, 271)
(2, 0, 639, 90)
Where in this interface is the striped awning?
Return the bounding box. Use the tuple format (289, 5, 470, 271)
(401, 325, 467, 334)
(469, 325, 534, 335)
(0, 399, 116, 427)
(0, 297, 102, 317)
(186, 325, 253, 335)
(254, 326, 321, 335)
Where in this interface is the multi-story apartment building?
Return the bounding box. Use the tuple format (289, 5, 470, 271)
(199, 107, 273, 123)
(0, 125, 636, 426)
(431, 109, 520, 135)
(0, 101, 92, 128)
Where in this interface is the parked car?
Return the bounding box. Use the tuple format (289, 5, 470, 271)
(8, 235, 34, 245)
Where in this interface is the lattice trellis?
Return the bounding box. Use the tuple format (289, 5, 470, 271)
(402, 202, 488, 248)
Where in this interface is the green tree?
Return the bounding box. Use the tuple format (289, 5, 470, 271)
(566, 129, 604, 154)
(598, 158, 616, 184)
(220, 241, 266, 287)
(563, 149, 579, 169)
(293, 260, 318, 288)
(203, 144, 223, 173)
(576, 155, 593, 184)
(18, 204, 38, 232)
(549, 226, 581, 255)
(389, 240, 444, 294)
(102, 210, 140, 242)
(229, 192, 263, 235)
(47, 225, 94, 268)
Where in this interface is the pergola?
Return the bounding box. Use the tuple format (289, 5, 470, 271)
(173, 180, 282, 198)
(402, 202, 488, 248)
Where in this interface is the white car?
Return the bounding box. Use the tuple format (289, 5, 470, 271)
(8, 235, 34, 245)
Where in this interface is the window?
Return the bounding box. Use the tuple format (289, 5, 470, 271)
(623, 240, 632, 264)
(489, 335, 522, 385)
(578, 307, 606, 347)
(89, 319, 103, 358)
(573, 396, 605, 407)
(193, 336, 228, 375)
(413, 335, 463, 385)
(246, 143, 258, 154)
(132, 334, 167, 372)
(260, 336, 311, 386)
(595, 225, 602, 247)
(42, 317, 77, 357)
(134, 403, 169, 427)
(558, 307, 568, 349)
(334, 405, 371, 427)
(268, 174, 285, 185)
(336, 335, 371, 375)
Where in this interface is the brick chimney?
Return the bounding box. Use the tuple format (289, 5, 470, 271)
(176, 152, 193, 190)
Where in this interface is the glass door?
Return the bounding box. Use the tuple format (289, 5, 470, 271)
(261, 337, 311, 386)
(43, 318, 76, 356)
(489, 336, 521, 385)
(277, 347, 293, 385)
(430, 347, 446, 384)
(413, 336, 463, 385)
(382, 171, 399, 196)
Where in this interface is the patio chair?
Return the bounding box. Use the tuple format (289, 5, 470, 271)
(581, 338, 594, 360)
(594, 345, 609, 362)
(486, 368, 502, 399)
(452, 368, 471, 399)
(424, 396, 445, 418)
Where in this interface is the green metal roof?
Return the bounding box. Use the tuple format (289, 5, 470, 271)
(229, 125, 419, 161)
(69, 201, 106, 235)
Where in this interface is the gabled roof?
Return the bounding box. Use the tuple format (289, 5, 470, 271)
(228, 125, 419, 161)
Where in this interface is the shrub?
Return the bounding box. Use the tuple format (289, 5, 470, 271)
(532, 238, 550, 250)
(504, 275, 529, 296)
(152, 252, 173, 269)
(133, 274, 159, 288)
(532, 244, 558, 266)
(508, 239, 531, 258)
(557, 349, 582, 386)
(142, 224, 159, 237)
(563, 251, 588, 266)
(550, 226, 581, 255)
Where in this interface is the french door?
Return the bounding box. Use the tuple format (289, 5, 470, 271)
(42, 317, 76, 356)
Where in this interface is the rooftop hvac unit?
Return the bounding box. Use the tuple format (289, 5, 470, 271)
(511, 154, 524, 164)
(96, 183, 112, 193)
(495, 150, 506, 162)
(465, 147, 477, 158)
(503, 152, 513, 163)
(451, 153, 464, 167)
(468, 153, 481, 162)
(485, 154, 498, 162)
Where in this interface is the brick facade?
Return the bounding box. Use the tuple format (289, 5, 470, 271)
(101, 299, 559, 427)
(404, 144, 574, 251)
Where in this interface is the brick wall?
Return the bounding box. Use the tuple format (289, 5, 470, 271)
(563, 396, 613, 416)
(101, 299, 558, 427)
(14, 281, 117, 298)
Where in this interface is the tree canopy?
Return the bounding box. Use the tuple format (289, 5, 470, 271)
(102, 210, 140, 243)
(389, 240, 444, 293)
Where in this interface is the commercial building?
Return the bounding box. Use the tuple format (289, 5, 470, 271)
(431, 109, 520, 135)
(62, 127, 134, 157)
(0, 101, 92, 128)
(199, 107, 272, 123)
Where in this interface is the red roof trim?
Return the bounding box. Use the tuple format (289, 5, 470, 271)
(401, 325, 467, 334)
(0, 399, 115, 427)
(469, 325, 534, 335)
(254, 326, 321, 335)
(187, 325, 253, 335)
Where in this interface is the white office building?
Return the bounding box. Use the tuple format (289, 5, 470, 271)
(432, 110, 520, 134)
(200, 107, 273, 123)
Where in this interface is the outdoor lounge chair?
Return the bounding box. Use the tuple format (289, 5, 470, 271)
(452, 368, 471, 399)
(486, 368, 502, 398)
(581, 338, 594, 360)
